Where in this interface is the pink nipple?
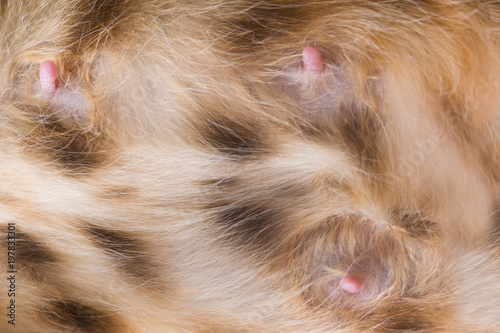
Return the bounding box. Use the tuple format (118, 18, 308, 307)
(340, 276, 362, 294)
(39, 60, 57, 98)
(302, 46, 324, 75)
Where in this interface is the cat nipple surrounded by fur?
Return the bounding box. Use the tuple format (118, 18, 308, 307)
(37, 59, 93, 122)
(302, 46, 324, 75)
(39, 60, 57, 99)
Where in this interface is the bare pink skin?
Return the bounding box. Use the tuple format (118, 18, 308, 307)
(38, 59, 91, 119)
(302, 46, 324, 75)
(340, 276, 362, 294)
(39, 60, 57, 98)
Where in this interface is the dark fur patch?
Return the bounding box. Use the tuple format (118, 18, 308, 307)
(71, 0, 135, 49)
(16, 230, 58, 265)
(337, 103, 382, 165)
(204, 178, 282, 247)
(214, 203, 281, 249)
(384, 321, 428, 332)
(211, 203, 283, 255)
(489, 200, 500, 245)
(44, 300, 119, 333)
(1, 229, 59, 282)
(83, 225, 158, 282)
(359, 301, 438, 333)
(207, 180, 310, 254)
(200, 116, 266, 158)
(300, 102, 383, 170)
(378, 310, 432, 333)
(41, 126, 104, 173)
(21, 109, 107, 173)
(394, 212, 438, 238)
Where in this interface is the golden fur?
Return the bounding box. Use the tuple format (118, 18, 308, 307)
(0, 0, 500, 332)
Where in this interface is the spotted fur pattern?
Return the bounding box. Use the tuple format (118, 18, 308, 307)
(1, 0, 500, 332)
